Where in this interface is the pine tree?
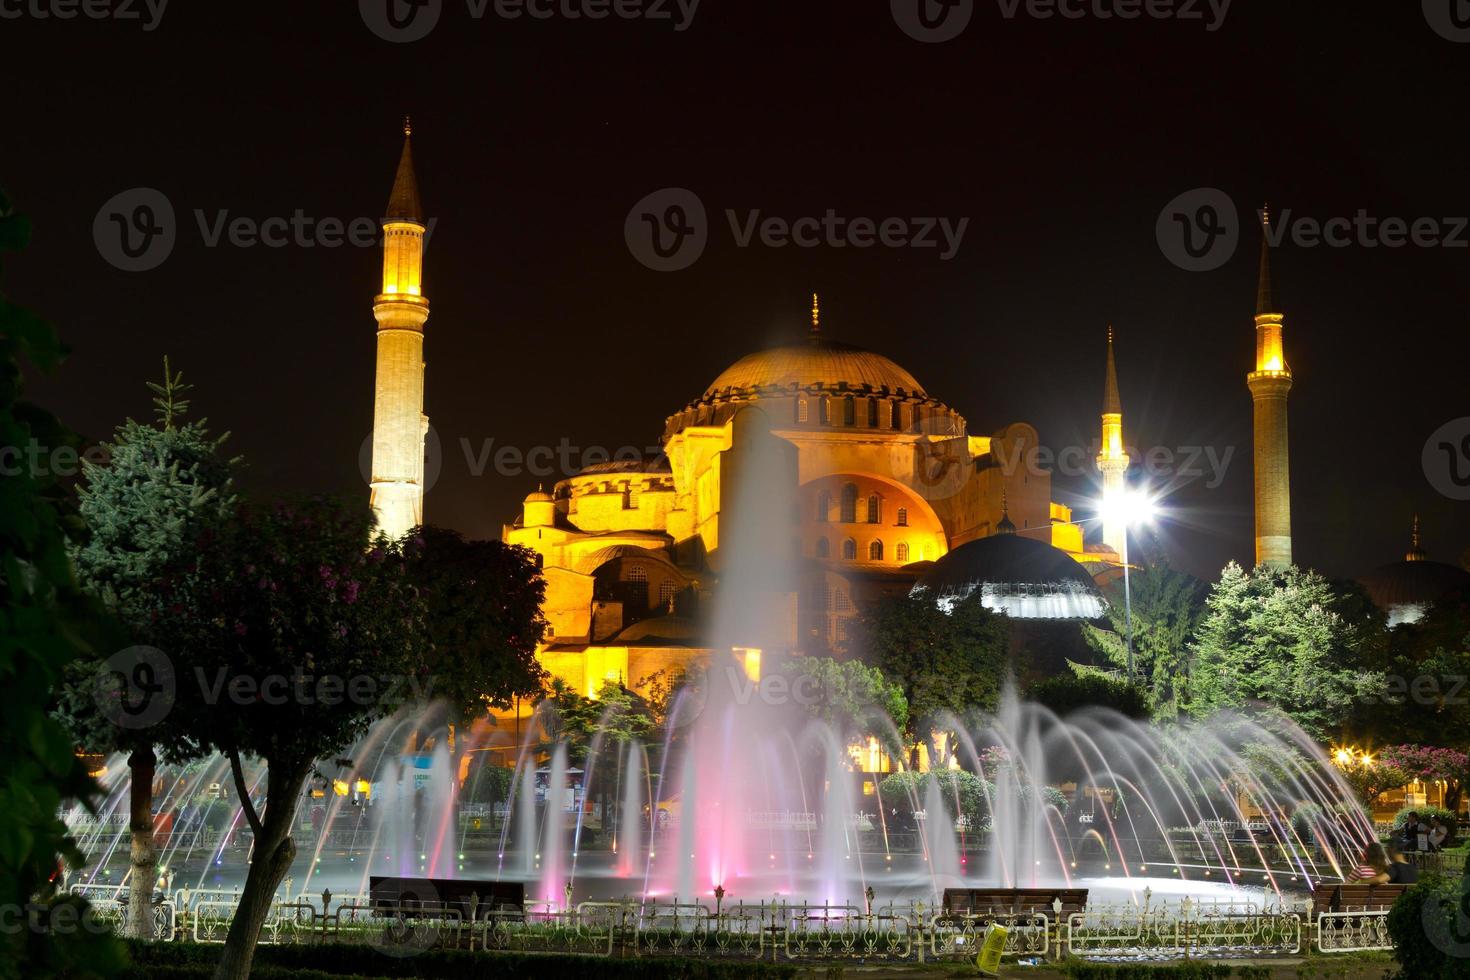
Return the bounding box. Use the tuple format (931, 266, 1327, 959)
(1082, 558, 1205, 718)
(1187, 562, 1384, 739)
(58, 358, 237, 940)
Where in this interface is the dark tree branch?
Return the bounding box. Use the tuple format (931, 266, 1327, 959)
(227, 748, 264, 839)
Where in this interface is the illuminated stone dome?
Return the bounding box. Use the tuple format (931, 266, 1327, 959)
(702, 338, 926, 400)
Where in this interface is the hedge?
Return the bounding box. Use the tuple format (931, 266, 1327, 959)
(1386, 874, 1470, 979)
(1061, 964, 1270, 980)
(123, 941, 800, 979)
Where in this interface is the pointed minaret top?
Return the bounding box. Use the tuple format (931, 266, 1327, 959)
(1255, 204, 1275, 317)
(1103, 325, 1122, 416)
(385, 118, 423, 224)
(1406, 513, 1427, 562)
(810, 292, 821, 339)
(997, 490, 1017, 535)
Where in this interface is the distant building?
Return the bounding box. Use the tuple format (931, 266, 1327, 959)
(1358, 515, 1470, 627)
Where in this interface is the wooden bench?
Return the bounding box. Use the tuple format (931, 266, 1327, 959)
(941, 887, 1088, 921)
(1309, 882, 1406, 918)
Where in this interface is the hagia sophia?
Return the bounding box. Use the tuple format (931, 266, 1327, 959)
(363, 124, 1470, 719)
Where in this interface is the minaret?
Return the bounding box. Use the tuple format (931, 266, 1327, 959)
(1248, 205, 1293, 569)
(1097, 325, 1129, 557)
(1405, 514, 1427, 562)
(369, 117, 430, 539)
(809, 292, 821, 341)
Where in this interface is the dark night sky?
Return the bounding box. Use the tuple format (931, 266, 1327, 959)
(8, 1, 1468, 582)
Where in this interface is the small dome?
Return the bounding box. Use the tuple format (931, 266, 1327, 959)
(702, 339, 926, 400)
(524, 488, 554, 503)
(1357, 560, 1470, 626)
(914, 533, 1105, 620)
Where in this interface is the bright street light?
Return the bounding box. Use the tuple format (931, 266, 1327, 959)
(1099, 489, 1157, 680)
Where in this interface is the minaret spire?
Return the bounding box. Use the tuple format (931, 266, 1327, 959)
(369, 119, 431, 539)
(809, 292, 821, 339)
(1248, 202, 1293, 568)
(1097, 324, 1129, 557)
(1406, 513, 1427, 562)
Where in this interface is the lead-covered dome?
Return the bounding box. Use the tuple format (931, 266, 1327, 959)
(914, 532, 1105, 620)
(702, 338, 926, 400)
(1357, 560, 1470, 627)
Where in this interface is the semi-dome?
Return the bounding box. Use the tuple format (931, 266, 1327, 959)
(702, 338, 926, 399)
(913, 532, 1105, 620)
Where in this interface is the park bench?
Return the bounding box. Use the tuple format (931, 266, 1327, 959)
(1308, 882, 1406, 918)
(940, 887, 1088, 922)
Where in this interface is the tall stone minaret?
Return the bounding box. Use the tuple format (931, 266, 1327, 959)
(1097, 325, 1129, 557)
(1248, 206, 1293, 569)
(369, 117, 429, 539)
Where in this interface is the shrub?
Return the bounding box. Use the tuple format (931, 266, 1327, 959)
(1385, 873, 1470, 979)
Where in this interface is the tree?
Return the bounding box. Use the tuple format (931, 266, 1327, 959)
(1082, 559, 1204, 718)
(1026, 665, 1148, 720)
(1187, 562, 1385, 739)
(58, 359, 236, 938)
(1377, 745, 1470, 817)
(149, 497, 428, 980)
(853, 590, 1009, 762)
(0, 191, 124, 977)
(777, 656, 909, 747)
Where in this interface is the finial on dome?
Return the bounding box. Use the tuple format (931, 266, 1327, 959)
(997, 490, 1017, 535)
(403, 115, 413, 138)
(1406, 512, 1427, 562)
(810, 293, 821, 336)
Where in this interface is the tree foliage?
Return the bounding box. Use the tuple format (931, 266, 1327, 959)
(777, 655, 908, 744)
(1082, 559, 1204, 718)
(149, 496, 427, 979)
(1187, 562, 1385, 739)
(1026, 664, 1148, 720)
(0, 192, 124, 977)
(400, 525, 547, 723)
(852, 590, 1008, 739)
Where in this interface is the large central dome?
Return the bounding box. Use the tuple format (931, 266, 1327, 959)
(702, 338, 927, 399)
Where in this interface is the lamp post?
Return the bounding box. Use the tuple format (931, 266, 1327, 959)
(1100, 490, 1155, 680)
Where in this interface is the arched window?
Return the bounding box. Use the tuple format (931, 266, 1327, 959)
(626, 564, 647, 583)
(897, 507, 908, 527)
(819, 396, 830, 425)
(840, 484, 858, 523)
(841, 538, 857, 560)
(890, 401, 902, 430)
(815, 537, 830, 559)
(797, 398, 809, 423)
(867, 399, 879, 427)
(866, 494, 881, 524)
(831, 588, 851, 612)
(895, 542, 909, 563)
(658, 579, 677, 609)
(842, 396, 856, 426)
(869, 539, 884, 561)
(816, 491, 831, 523)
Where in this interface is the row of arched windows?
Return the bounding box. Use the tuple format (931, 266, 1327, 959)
(811, 537, 911, 563)
(797, 395, 908, 431)
(815, 485, 909, 525)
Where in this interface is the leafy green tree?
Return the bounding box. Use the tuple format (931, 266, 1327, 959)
(148, 497, 427, 980)
(852, 590, 1009, 762)
(1187, 562, 1385, 739)
(1026, 665, 1148, 720)
(1082, 559, 1204, 717)
(0, 192, 124, 977)
(57, 359, 235, 938)
(778, 656, 908, 747)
